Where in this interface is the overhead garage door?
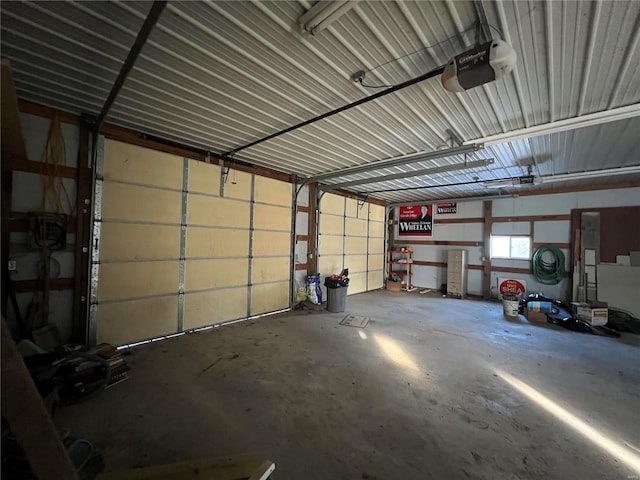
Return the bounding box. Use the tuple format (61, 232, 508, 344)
(90, 138, 293, 345)
(318, 193, 385, 296)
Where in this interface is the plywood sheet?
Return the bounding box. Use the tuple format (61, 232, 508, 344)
(369, 221, 386, 238)
(101, 223, 180, 261)
(186, 227, 249, 258)
(99, 261, 178, 301)
(346, 217, 367, 237)
(320, 214, 343, 235)
(368, 237, 385, 255)
(252, 230, 290, 257)
(185, 258, 249, 291)
(344, 254, 367, 273)
(188, 160, 220, 196)
(102, 182, 182, 224)
(187, 194, 250, 228)
(252, 257, 290, 283)
(224, 169, 252, 200)
(367, 270, 384, 290)
(348, 272, 367, 294)
(253, 204, 291, 231)
(254, 176, 292, 206)
(346, 236, 369, 255)
(251, 281, 289, 315)
(184, 287, 248, 329)
(319, 255, 343, 276)
(104, 140, 183, 190)
(319, 234, 344, 255)
(97, 295, 178, 345)
(368, 254, 385, 272)
(369, 204, 386, 222)
(320, 193, 345, 215)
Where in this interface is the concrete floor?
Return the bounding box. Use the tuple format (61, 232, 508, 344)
(57, 291, 640, 479)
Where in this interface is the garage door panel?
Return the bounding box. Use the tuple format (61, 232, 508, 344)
(348, 272, 367, 294)
(319, 255, 343, 275)
(104, 140, 182, 190)
(251, 281, 289, 315)
(224, 170, 252, 200)
(319, 234, 343, 255)
(369, 204, 386, 222)
(368, 254, 385, 272)
(320, 214, 343, 235)
(345, 236, 367, 255)
(253, 204, 291, 231)
(369, 221, 385, 238)
(101, 223, 179, 261)
(252, 231, 290, 257)
(188, 160, 220, 196)
(184, 287, 248, 329)
(345, 198, 359, 218)
(344, 254, 367, 273)
(187, 194, 250, 228)
(320, 193, 345, 215)
(99, 261, 177, 301)
(186, 227, 249, 258)
(367, 270, 383, 290)
(346, 217, 367, 237)
(185, 258, 249, 291)
(254, 176, 291, 206)
(252, 257, 290, 283)
(368, 237, 385, 255)
(102, 182, 181, 224)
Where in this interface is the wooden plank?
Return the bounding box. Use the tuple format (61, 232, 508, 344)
(1, 318, 78, 480)
(399, 240, 483, 246)
(8, 158, 76, 179)
(183, 287, 248, 330)
(493, 214, 571, 223)
(12, 277, 74, 293)
(295, 263, 308, 271)
(491, 266, 532, 275)
(482, 201, 492, 299)
(435, 217, 484, 224)
(296, 234, 309, 242)
(307, 183, 318, 275)
(297, 205, 310, 213)
(533, 242, 571, 249)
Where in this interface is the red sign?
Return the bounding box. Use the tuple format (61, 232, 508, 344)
(399, 205, 432, 236)
(437, 202, 457, 214)
(498, 278, 527, 296)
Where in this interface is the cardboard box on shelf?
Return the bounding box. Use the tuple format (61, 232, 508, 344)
(572, 302, 608, 326)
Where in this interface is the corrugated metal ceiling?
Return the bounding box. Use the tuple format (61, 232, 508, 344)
(2, 0, 639, 202)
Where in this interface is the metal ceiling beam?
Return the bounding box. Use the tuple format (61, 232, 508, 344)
(308, 143, 483, 183)
(465, 104, 640, 146)
(321, 157, 493, 190)
(388, 193, 516, 208)
(223, 64, 446, 158)
(95, 1, 167, 129)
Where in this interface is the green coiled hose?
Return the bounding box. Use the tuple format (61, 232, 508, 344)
(532, 245, 566, 285)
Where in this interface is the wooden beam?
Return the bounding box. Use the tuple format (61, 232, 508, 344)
(482, 201, 492, 299)
(398, 240, 483, 247)
(8, 158, 76, 179)
(6, 213, 77, 234)
(296, 205, 310, 213)
(434, 217, 484, 224)
(307, 183, 318, 275)
(1, 318, 78, 480)
(12, 277, 74, 293)
(295, 263, 308, 271)
(493, 214, 571, 223)
(491, 266, 532, 275)
(296, 234, 309, 242)
(533, 242, 571, 249)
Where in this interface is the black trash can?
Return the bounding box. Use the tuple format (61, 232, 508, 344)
(324, 276, 349, 313)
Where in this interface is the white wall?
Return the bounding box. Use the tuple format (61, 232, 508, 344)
(6, 113, 79, 342)
(393, 186, 640, 301)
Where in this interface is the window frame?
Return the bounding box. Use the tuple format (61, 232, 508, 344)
(490, 234, 532, 260)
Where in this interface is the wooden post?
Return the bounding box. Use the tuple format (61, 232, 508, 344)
(482, 200, 493, 299)
(1, 318, 78, 480)
(307, 182, 318, 275)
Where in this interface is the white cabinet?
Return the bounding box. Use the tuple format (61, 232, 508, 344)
(447, 249, 467, 297)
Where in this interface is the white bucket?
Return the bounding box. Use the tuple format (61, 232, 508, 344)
(502, 299, 519, 317)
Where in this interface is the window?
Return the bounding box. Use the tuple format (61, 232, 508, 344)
(490, 235, 531, 259)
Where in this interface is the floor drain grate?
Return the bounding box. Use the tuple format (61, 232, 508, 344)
(340, 314, 370, 328)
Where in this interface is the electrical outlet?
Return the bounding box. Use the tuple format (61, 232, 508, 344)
(8, 260, 17, 271)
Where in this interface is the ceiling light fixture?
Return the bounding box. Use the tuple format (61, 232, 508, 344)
(322, 158, 494, 190)
(299, 0, 360, 36)
(483, 175, 538, 189)
(483, 166, 640, 189)
(307, 143, 484, 183)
